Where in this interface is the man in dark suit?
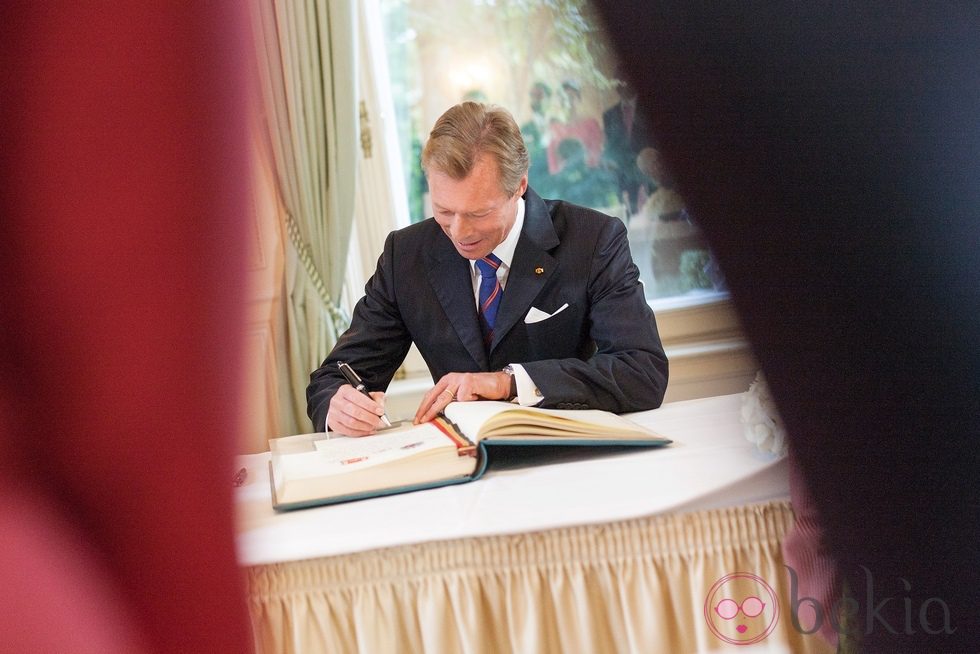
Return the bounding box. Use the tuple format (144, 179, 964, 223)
(307, 102, 668, 435)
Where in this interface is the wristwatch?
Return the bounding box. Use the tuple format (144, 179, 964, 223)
(501, 365, 518, 400)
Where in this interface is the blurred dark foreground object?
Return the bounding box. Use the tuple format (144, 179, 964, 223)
(593, 3, 979, 651)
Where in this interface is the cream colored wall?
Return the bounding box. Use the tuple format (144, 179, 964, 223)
(655, 298, 758, 403)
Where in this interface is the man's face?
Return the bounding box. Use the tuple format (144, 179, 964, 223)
(429, 154, 527, 260)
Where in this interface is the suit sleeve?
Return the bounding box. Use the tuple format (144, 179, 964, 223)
(521, 217, 669, 412)
(306, 231, 413, 431)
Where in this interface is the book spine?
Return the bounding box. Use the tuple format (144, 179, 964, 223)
(432, 417, 477, 457)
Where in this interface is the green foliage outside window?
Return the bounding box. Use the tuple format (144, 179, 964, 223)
(382, 0, 619, 222)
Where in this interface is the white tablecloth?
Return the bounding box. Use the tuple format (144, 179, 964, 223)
(235, 392, 788, 566)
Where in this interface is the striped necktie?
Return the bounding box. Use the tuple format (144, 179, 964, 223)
(475, 254, 502, 346)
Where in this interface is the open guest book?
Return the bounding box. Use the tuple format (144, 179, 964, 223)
(269, 400, 672, 511)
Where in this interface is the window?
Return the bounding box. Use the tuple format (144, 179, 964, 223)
(378, 0, 727, 304)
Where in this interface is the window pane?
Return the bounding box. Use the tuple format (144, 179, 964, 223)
(379, 0, 725, 302)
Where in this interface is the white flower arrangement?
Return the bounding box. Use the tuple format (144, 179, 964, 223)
(741, 371, 788, 457)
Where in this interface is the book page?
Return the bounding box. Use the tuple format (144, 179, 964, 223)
(444, 401, 518, 440)
(307, 423, 452, 474)
(271, 421, 478, 506)
(444, 401, 660, 441)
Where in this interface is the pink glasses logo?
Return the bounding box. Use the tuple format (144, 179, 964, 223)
(704, 573, 780, 645)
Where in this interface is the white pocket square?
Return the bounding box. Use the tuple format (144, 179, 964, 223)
(524, 302, 569, 324)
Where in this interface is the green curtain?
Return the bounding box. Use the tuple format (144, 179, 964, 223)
(251, 0, 358, 435)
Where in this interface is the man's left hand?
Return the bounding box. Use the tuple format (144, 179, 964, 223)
(414, 371, 512, 424)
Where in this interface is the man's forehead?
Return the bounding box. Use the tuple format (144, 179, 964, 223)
(429, 162, 507, 207)
(431, 194, 500, 213)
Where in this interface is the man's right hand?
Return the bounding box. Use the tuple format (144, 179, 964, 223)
(326, 384, 387, 436)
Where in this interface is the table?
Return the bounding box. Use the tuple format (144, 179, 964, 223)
(236, 393, 833, 653)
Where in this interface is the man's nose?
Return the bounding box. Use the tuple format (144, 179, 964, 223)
(448, 218, 473, 241)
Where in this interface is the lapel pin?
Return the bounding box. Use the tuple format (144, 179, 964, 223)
(534, 267, 544, 275)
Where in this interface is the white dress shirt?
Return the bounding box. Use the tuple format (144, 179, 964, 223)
(467, 198, 542, 406)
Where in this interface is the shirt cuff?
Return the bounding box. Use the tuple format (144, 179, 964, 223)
(508, 363, 543, 406)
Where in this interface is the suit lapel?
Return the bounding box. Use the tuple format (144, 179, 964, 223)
(426, 238, 489, 370)
(491, 188, 559, 351)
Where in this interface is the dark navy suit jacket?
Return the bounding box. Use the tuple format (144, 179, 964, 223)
(307, 187, 668, 431)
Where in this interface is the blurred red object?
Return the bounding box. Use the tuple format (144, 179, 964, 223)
(1, 3, 253, 652)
